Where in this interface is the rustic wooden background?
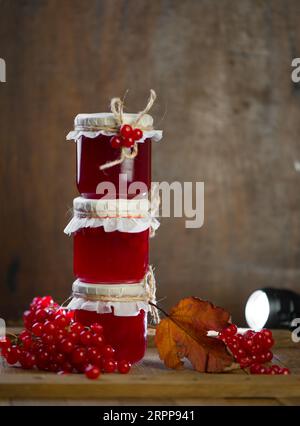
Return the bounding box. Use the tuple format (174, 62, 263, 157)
(1, 0, 300, 325)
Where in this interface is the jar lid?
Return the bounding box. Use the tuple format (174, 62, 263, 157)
(66, 267, 158, 319)
(74, 113, 154, 131)
(73, 196, 150, 218)
(72, 279, 147, 298)
(63, 197, 160, 235)
(67, 90, 163, 144)
(67, 278, 149, 317)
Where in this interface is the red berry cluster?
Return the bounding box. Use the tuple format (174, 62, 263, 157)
(0, 296, 131, 379)
(110, 124, 143, 149)
(219, 324, 290, 375)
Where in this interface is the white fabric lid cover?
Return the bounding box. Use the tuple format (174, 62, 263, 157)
(64, 197, 160, 235)
(66, 277, 151, 317)
(66, 266, 159, 321)
(66, 112, 163, 143)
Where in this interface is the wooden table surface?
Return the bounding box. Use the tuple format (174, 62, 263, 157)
(1, 329, 300, 406)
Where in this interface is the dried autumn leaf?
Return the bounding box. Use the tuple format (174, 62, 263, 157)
(155, 297, 235, 373)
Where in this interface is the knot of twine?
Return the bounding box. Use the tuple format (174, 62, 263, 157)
(72, 266, 160, 324)
(101, 89, 157, 170)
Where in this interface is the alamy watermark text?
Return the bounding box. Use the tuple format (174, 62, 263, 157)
(0, 58, 6, 82)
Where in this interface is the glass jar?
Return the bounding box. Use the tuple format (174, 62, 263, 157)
(66, 113, 160, 199)
(74, 227, 149, 284)
(74, 309, 147, 364)
(77, 134, 151, 199)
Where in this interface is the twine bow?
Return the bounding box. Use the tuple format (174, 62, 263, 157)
(100, 89, 157, 170)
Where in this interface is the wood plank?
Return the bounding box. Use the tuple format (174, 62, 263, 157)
(174, 398, 282, 406)
(9, 398, 281, 406)
(1, 345, 300, 400)
(269, 330, 296, 349)
(1, 330, 299, 401)
(278, 397, 300, 406)
(0, 400, 11, 406)
(10, 399, 69, 406)
(1, 371, 300, 400)
(277, 398, 300, 406)
(272, 349, 300, 374)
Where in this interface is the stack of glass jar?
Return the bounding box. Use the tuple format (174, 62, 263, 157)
(65, 107, 162, 363)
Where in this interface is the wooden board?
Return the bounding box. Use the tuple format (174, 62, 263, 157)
(1, 330, 300, 405)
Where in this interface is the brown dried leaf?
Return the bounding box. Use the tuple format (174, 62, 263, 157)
(155, 297, 235, 373)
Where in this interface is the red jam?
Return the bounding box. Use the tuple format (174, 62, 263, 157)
(74, 227, 149, 284)
(74, 309, 147, 363)
(76, 135, 151, 199)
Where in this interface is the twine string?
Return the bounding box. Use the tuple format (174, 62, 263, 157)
(110, 96, 124, 127)
(99, 143, 138, 171)
(132, 90, 157, 127)
(72, 293, 147, 303)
